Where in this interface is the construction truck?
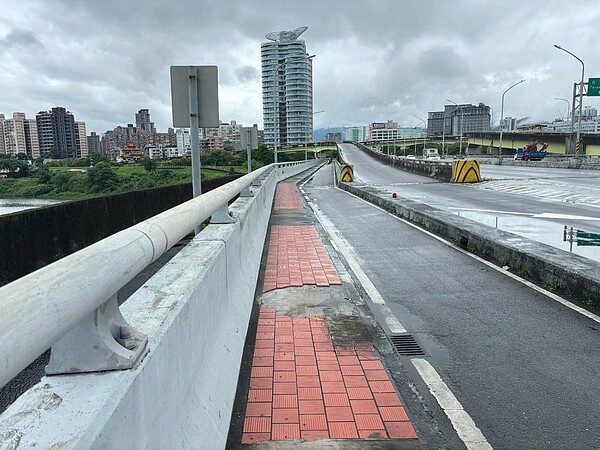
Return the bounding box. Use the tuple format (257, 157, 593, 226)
(514, 139, 548, 161)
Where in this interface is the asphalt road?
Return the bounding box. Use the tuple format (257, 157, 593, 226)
(339, 144, 600, 262)
(303, 162, 600, 449)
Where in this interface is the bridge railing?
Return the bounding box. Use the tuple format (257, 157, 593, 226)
(0, 161, 311, 390)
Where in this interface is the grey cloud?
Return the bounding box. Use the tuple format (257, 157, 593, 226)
(0, 0, 599, 133)
(235, 66, 259, 83)
(0, 28, 44, 52)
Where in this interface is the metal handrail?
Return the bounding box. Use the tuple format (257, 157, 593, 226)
(0, 161, 308, 389)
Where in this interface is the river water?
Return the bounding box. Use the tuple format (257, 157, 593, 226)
(0, 199, 63, 216)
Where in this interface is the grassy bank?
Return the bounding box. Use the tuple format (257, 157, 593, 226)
(0, 166, 246, 200)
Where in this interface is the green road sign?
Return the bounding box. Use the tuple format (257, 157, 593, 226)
(576, 230, 600, 246)
(588, 78, 600, 96)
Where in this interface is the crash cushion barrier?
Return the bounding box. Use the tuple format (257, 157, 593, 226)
(338, 182, 600, 312)
(451, 160, 481, 183)
(340, 164, 354, 182)
(0, 161, 318, 449)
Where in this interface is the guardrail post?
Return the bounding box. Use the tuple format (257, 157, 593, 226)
(210, 205, 236, 224)
(239, 186, 254, 197)
(45, 294, 148, 375)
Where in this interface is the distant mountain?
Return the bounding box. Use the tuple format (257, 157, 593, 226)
(313, 127, 343, 142)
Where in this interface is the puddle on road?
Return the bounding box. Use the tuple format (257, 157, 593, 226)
(454, 210, 600, 264)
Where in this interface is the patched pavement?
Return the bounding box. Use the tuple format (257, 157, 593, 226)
(228, 171, 422, 449)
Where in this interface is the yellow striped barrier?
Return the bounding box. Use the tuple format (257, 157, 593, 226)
(340, 164, 354, 182)
(451, 160, 481, 183)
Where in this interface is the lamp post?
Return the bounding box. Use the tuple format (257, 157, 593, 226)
(273, 54, 315, 163)
(499, 79, 526, 156)
(447, 100, 464, 155)
(441, 109, 450, 157)
(307, 110, 324, 160)
(554, 44, 584, 156)
(555, 97, 572, 133)
(413, 115, 426, 155)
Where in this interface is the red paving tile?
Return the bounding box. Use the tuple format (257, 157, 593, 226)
(385, 422, 418, 439)
(379, 406, 409, 422)
(273, 395, 298, 409)
(323, 393, 350, 407)
(261, 221, 342, 294)
(299, 414, 328, 430)
(301, 430, 329, 441)
(326, 406, 354, 422)
(274, 182, 304, 210)
(243, 416, 271, 433)
(240, 309, 417, 444)
(299, 400, 325, 415)
(272, 408, 299, 424)
(329, 422, 358, 439)
(350, 399, 379, 414)
(374, 392, 403, 407)
(245, 402, 271, 417)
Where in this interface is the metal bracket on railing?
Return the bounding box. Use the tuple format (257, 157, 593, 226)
(239, 186, 253, 197)
(210, 205, 236, 224)
(45, 294, 148, 375)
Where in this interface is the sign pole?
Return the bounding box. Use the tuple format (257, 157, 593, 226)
(246, 129, 252, 174)
(188, 66, 202, 234)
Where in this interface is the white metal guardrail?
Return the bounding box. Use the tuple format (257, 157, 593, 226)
(0, 161, 313, 390)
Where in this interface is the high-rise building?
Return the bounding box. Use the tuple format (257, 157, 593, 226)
(75, 122, 88, 158)
(135, 108, 155, 133)
(0, 113, 40, 158)
(87, 132, 101, 154)
(261, 26, 313, 149)
(24, 119, 40, 159)
(427, 103, 491, 137)
(3, 112, 27, 156)
(0, 114, 5, 154)
(36, 107, 78, 158)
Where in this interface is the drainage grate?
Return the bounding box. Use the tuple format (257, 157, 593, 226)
(389, 334, 426, 357)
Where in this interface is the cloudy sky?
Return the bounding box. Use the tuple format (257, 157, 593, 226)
(1, 0, 600, 134)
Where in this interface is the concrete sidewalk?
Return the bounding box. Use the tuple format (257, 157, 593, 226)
(227, 176, 421, 449)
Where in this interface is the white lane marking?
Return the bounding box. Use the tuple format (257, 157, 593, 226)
(307, 201, 406, 334)
(447, 207, 534, 217)
(412, 359, 492, 450)
(534, 212, 600, 221)
(341, 188, 600, 325)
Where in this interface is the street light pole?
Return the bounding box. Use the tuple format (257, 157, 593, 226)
(499, 79, 526, 157)
(446, 100, 464, 155)
(307, 110, 324, 160)
(555, 97, 572, 133)
(554, 44, 584, 156)
(273, 54, 315, 164)
(413, 115, 426, 155)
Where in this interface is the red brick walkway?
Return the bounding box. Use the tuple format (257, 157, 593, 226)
(242, 308, 417, 444)
(262, 225, 342, 293)
(274, 182, 304, 210)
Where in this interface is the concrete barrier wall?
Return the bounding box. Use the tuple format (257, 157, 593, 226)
(477, 156, 600, 170)
(353, 142, 453, 181)
(0, 162, 317, 449)
(339, 183, 600, 311)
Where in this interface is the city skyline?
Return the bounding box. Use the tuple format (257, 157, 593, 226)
(1, 1, 600, 134)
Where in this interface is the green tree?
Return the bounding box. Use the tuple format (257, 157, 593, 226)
(252, 145, 274, 165)
(88, 153, 108, 166)
(87, 165, 119, 192)
(141, 157, 157, 172)
(36, 165, 52, 184)
(16, 152, 28, 160)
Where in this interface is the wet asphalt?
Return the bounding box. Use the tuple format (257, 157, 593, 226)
(302, 161, 600, 449)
